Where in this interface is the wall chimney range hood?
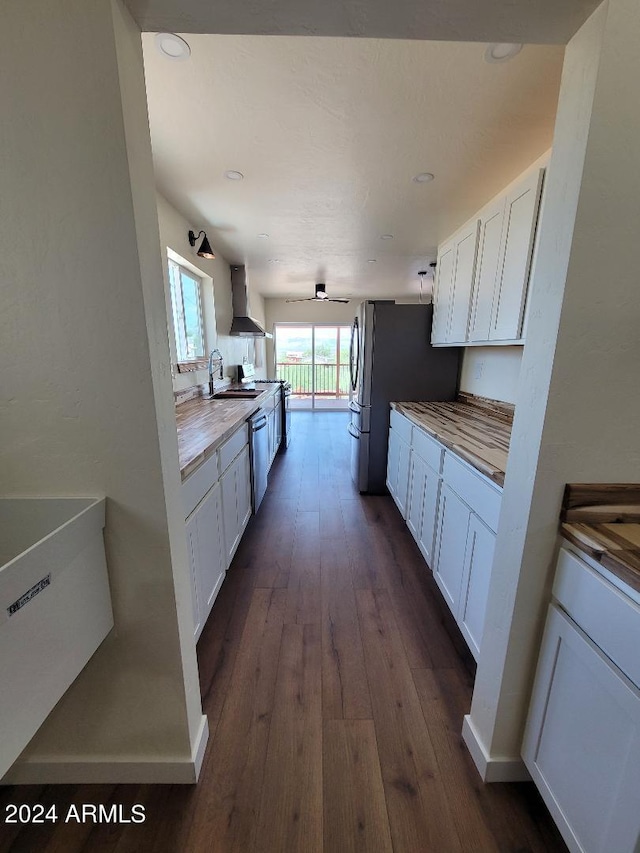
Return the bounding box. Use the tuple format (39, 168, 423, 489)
(229, 265, 270, 337)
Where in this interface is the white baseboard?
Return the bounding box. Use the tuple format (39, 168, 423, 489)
(462, 715, 530, 783)
(192, 714, 209, 781)
(2, 714, 210, 786)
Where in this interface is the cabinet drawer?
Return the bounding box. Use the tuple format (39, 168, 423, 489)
(442, 452, 502, 532)
(554, 547, 640, 688)
(390, 408, 412, 444)
(183, 451, 219, 519)
(219, 423, 249, 474)
(411, 427, 444, 473)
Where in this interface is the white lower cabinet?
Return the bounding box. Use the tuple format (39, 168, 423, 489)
(458, 513, 496, 659)
(185, 513, 202, 639)
(523, 550, 640, 853)
(182, 420, 253, 640)
(433, 484, 472, 614)
(388, 408, 501, 661)
(418, 463, 441, 566)
(221, 444, 251, 567)
(407, 453, 427, 542)
(386, 427, 411, 519)
(185, 481, 226, 641)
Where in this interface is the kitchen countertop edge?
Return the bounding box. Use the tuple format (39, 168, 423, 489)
(391, 400, 509, 487)
(177, 386, 280, 481)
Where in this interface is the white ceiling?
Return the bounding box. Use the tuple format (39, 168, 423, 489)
(142, 35, 564, 299)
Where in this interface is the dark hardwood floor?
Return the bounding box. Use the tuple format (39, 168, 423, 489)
(0, 412, 566, 852)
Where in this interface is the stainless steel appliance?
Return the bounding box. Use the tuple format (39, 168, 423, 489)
(237, 364, 292, 451)
(248, 408, 269, 511)
(348, 301, 461, 493)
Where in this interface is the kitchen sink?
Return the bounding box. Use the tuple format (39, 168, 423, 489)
(211, 390, 262, 399)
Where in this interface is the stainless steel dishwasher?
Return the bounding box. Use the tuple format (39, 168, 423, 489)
(248, 408, 269, 512)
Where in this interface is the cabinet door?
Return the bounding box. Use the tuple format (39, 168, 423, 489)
(418, 464, 441, 567)
(407, 453, 427, 543)
(490, 167, 544, 341)
(275, 401, 282, 449)
(431, 240, 454, 344)
(195, 481, 225, 626)
(458, 514, 496, 660)
(523, 605, 640, 853)
(221, 461, 239, 568)
(433, 485, 472, 616)
(448, 220, 480, 343)
(185, 514, 202, 639)
(395, 435, 411, 519)
(468, 198, 505, 342)
(237, 445, 252, 533)
(386, 428, 400, 499)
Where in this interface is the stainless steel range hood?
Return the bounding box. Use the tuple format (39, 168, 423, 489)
(229, 265, 270, 337)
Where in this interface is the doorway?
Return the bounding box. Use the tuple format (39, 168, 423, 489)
(274, 323, 352, 410)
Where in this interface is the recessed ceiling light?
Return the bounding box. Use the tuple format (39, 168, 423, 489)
(484, 43, 523, 63)
(380, 234, 394, 240)
(412, 172, 435, 184)
(155, 33, 191, 61)
(257, 233, 269, 239)
(268, 258, 280, 263)
(367, 259, 377, 263)
(225, 170, 244, 181)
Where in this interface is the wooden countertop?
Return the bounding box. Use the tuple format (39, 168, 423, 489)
(176, 385, 280, 480)
(392, 395, 513, 486)
(560, 484, 640, 594)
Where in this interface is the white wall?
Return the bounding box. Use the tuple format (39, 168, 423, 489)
(466, 0, 640, 777)
(157, 194, 267, 388)
(264, 298, 357, 376)
(0, 0, 203, 782)
(459, 347, 523, 404)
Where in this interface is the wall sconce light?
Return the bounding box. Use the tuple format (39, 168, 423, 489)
(188, 230, 216, 260)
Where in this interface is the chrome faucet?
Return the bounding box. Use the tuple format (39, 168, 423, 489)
(208, 348, 224, 395)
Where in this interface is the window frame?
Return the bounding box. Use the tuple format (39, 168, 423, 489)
(168, 258, 207, 371)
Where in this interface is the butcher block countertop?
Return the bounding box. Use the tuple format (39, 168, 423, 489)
(176, 385, 279, 480)
(392, 394, 513, 487)
(560, 484, 640, 594)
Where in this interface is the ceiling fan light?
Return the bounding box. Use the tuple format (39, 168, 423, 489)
(315, 283, 327, 299)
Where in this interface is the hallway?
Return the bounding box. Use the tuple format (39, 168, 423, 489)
(0, 413, 565, 852)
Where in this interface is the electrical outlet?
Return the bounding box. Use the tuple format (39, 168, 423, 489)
(473, 360, 484, 381)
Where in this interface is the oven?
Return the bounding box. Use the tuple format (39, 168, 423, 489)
(281, 382, 292, 449)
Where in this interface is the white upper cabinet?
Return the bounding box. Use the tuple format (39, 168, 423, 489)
(432, 154, 548, 347)
(432, 220, 480, 345)
(448, 220, 480, 344)
(489, 167, 545, 341)
(468, 197, 506, 342)
(431, 239, 455, 344)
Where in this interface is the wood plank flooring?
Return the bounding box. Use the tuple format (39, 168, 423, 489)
(0, 412, 566, 852)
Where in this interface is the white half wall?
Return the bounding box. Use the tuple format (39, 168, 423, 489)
(459, 347, 523, 404)
(0, 0, 204, 782)
(468, 0, 640, 777)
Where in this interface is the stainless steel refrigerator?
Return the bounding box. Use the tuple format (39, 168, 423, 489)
(347, 301, 461, 493)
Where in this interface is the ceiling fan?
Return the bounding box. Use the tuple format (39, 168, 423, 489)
(286, 283, 350, 304)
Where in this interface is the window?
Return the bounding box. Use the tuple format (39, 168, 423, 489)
(168, 259, 205, 362)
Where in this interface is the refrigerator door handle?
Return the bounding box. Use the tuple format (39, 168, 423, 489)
(347, 423, 360, 440)
(349, 317, 359, 393)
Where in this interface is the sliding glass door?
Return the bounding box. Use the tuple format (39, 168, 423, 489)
(274, 324, 351, 410)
